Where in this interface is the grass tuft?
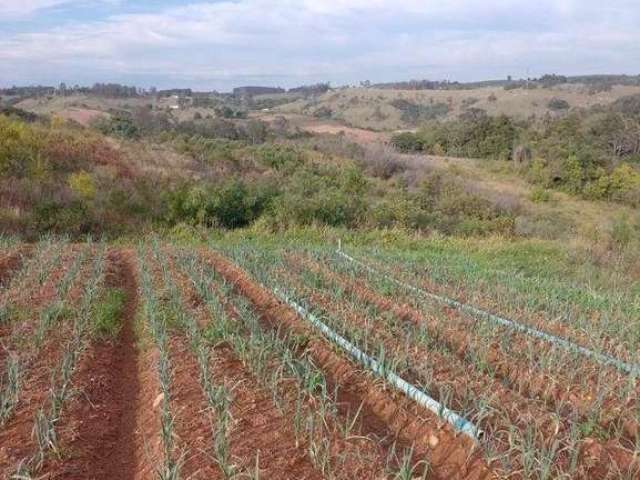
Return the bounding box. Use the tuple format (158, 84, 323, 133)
(93, 288, 126, 338)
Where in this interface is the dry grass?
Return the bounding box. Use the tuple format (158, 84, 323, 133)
(276, 84, 640, 130)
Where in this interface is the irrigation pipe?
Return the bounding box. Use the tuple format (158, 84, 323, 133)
(336, 248, 639, 376)
(273, 287, 482, 442)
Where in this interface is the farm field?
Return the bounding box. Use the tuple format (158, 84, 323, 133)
(0, 236, 638, 479)
(3, 2, 640, 479)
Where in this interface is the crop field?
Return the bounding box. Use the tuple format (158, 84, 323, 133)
(0, 237, 638, 479)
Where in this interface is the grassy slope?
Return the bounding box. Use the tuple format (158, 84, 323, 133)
(8, 92, 638, 246)
(276, 84, 640, 130)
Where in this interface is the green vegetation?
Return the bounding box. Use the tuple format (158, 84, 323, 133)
(94, 114, 140, 138)
(391, 114, 518, 160)
(2, 80, 639, 478)
(390, 99, 449, 125)
(92, 288, 126, 338)
(391, 97, 640, 206)
(0, 114, 160, 237)
(0, 111, 519, 239)
(202, 232, 639, 478)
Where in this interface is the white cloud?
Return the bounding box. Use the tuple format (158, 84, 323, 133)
(0, 0, 71, 18)
(0, 0, 120, 19)
(0, 0, 638, 89)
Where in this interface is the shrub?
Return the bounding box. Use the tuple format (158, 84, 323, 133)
(561, 154, 585, 193)
(431, 143, 446, 157)
(165, 179, 273, 229)
(271, 165, 367, 228)
(548, 98, 570, 111)
(0, 107, 39, 122)
(95, 115, 139, 138)
(412, 115, 517, 160)
(258, 144, 304, 171)
(32, 199, 92, 235)
(585, 164, 640, 205)
(611, 94, 640, 116)
(390, 132, 423, 153)
(359, 146, 407, 179)
(0, 115, 43, 176)
(177, 118, 240, 140)
(210, 180, 267, 229)
(313, 106, 333, 119)
(243, 119, 268, 144)
(529, 187, 552, 203)
(68, 171, 96, 201)
(611, 215, 636, 248)
(390, 99, 449, 125)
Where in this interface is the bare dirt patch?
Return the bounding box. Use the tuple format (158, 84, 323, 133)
(57, 108, 106, 126)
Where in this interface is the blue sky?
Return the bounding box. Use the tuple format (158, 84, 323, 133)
(1, 0, 638, 91)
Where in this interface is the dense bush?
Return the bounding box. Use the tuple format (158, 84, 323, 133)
(390, 115, 517, 160)
(94, 114, 139, 138)
(0, 115, 43, 176)
(173, 135, 240, 165)
(390, 99, 449, 125)
(548, 98, 570, 111)
(165, 179, 274, 229)
(0, 115, 164, 238)
(270, 165, 368, 228)
(257, 144, 305, 171)
(390, 132, 423, 153)
(0, 113, 528, 239)
(387, 101, 640, 206)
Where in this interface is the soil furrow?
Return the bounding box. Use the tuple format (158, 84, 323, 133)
(0, 250, 89, 475)
(298, 280, 633, 478)
(37, 249, 151, 479)
(200, 248, 495, 480)
(167, 334, 221, 480)
(212, 343, 327, 479)
(303, 254, 640, 443)
(0, 246, 30, 288)
(165, 250, 326, 479)
(0, 327, 70, 475)
(0, 247, 86, 391)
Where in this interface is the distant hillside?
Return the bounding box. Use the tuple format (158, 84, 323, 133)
(368, 74, 640, 91)
(275, 83, 640, 130)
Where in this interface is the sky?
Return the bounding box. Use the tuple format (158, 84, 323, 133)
(0, 0, 639, 91)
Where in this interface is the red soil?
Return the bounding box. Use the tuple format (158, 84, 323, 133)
(166, 334, 221, 480)
(58, 108, 105, 126)
(294, 255, 640, 478)
(200, 248, 495, 480)
(212, 344, 327, 479)
(0, 248, 88, 474)
(165, 250, 327, 478)
(0, 246, 29, 288)
(37, 248, 161, 480)
(0, 328, 71, 475)
(303, 256, 639, 425)
(0, 248, 85, 377)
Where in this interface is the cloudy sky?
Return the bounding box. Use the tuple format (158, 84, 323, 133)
(0, 0, 638, 91)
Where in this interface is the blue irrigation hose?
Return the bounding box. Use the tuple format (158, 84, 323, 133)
(273, 287, 482, 442)
(336, 249, 639, 376)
